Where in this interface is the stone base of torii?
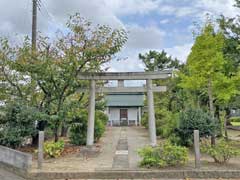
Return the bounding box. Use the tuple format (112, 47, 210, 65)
(78, 71, 172, 147)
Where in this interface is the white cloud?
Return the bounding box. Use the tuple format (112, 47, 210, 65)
(158, 5, 198, 17)
(158, 5, 176, 15)
(126, 24, 166, 50)
(103, 0, 159, 15)
(0, 0, 238, 73)
(157, 0, 237, 19)
(44, 0, 124, 29)
(0, 21, 14, 34)
(0, 0, 32, 36)
(107, 50, 145, 72)
(159, 19, 170, 24)
(175, 7, 198, 17)
(195, 0, 238, 18)
(165, 43, 193, 63)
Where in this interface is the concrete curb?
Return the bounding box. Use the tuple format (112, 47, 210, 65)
(27, 170, 240, 179)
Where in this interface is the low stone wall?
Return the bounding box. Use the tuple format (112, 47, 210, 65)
(0, 145, 32, 171)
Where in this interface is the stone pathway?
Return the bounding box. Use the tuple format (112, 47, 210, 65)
(112, 127, 129, 169)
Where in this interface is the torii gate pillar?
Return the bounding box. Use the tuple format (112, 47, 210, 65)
(146, 79, 157, 146)
(87, 80, 96, 146)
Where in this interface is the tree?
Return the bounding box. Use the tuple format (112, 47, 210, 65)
(218, 16, 240, 73)
(217, 1, 240, 139)
(236, 0, 240, 7)
(139, 50, 183, 138)
(139, 50, 182, 71)
(139, 50, 186, 114)
(0, 14, 127, 142)
(176, 108, 218, 146)
(180, 23, 238, 144)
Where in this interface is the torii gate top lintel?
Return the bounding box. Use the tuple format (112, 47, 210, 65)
(78, 70, 173, 80)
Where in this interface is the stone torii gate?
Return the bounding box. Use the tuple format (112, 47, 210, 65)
(78, 70, 172, 147)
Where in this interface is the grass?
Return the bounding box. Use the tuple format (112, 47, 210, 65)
(231, 122, 240, 126)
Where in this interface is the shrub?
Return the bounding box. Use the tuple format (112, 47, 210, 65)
(168, 134, 182, 146)
(138, 142, 188, 168)
(69, 110, 88, 145)
(69, 110, 107, 145)
(94, 112, 107, 141)
(230, 117, 240, 122)
(175, 108, 219, 146)
(0, 127, 23, 148)
(0, 102, 40, 148)
(201, 139, 240, 164)
(142, 109, 178, 138)
(44, 140, 65, 158)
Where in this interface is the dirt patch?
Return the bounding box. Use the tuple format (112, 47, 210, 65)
(17, 140, 82, 159)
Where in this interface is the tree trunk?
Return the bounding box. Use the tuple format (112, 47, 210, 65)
(215, 105, 222, 136)
(54, 125, 59, 142)
(61, 123, 68, 137)
(208, 79, 216, 146)
(32, 134, 39, 146)
(208, 79, 214, 117)
(224, 108, 231, 141)
(32, 120, 47, 146)
(215, 105, 220, 122)
(224, 116, 228, 140)
(55, 97, 63, 142)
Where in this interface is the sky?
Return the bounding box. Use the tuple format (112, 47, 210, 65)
(0, 0, 239, 72)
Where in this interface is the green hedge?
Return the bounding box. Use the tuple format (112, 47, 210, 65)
(229, 117, 240, 122)
(175, 108, 219, 146)
(69, 110, 108, 145)
(142, 109, 177, 138)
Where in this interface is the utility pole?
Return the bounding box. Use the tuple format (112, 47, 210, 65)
(32, 0, 37, 51)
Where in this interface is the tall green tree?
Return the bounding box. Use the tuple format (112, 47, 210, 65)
(217, 0, 240, 139)
(180, 23, 238, 144)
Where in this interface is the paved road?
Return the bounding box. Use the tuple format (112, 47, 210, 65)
(0, 168, 25, 180)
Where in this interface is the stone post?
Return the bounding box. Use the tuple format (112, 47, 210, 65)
(138, 107, 141, 126)
(38, 131, 44, 169)
(194, 130, 201, 168)
(87, 80, 96, 146)
(146, 79, 157, 146)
